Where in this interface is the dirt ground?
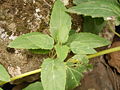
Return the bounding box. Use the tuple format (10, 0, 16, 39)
(0, 0, 120, 90)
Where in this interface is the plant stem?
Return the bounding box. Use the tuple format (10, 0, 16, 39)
(108, 21, 120, 37)
(88, 46, 120, 59)
(0, 69, 41, 86)
(1, 46, 120, 86)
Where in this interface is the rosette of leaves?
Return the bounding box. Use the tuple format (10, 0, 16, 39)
(8, 0, 111, 90)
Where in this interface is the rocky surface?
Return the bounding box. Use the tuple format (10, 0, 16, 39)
(75, 56, 120, 90)
(107, 41, 120, 73)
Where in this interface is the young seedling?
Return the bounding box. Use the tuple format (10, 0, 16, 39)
(0, 0, 120, 90)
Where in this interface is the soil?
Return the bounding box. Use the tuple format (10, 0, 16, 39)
(0, 0, 120, 90)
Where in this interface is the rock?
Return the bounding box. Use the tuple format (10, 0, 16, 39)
(75, 56, 120, 90)
(108, 41, 120, 73)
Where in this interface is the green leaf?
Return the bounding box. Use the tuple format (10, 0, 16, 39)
(67, 32, 111, 47)
(50, 0, 71, 43)
(8, 32, 54, 50)
(68, 1, 120, 24)
(29, 49, 50, 54)
(0, 64, 10, 82)
(83, 16, 106, 34)
(23, 82, 43, 90)
(55, 44, 69, 61)
(41, 58, 66, 90)
(66, 62, 86, 90)
(73, 0, 117, 5)
(0, 88, 3, 90)
(73, 0, 118, 27)
(71, 41, 97, 54)
(66, 55, 92, 90)
(68, 33, 110, 54)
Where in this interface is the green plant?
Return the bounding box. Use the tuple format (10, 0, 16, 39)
(71, 0, 120, 36)
(0, 0, 120, 90)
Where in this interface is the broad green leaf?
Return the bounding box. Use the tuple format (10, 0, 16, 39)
(66, 62, 87, 90)
(8, 32, 54, 50)
(67, 32, 111, 47)
(50, 0, 71, 43)
(73, 0, 117, 5)
(68, 1, 120, 25)
(66, 55, 92, 90)
(0, 64, 10, 82)
(73, 0, 107, 34)
(29, 49, 50, 54)
(0, 88, 3, 90)
(83, 16, 106, 34)
(68, 33, 110, 54)
(41, 58, 66, 90)
(23, 82, 43, 90)
(71, 41, 97, 54)
(55, 44, 69, 61)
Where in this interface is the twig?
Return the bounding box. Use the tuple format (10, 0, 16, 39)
(108, 21, 120, 37)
